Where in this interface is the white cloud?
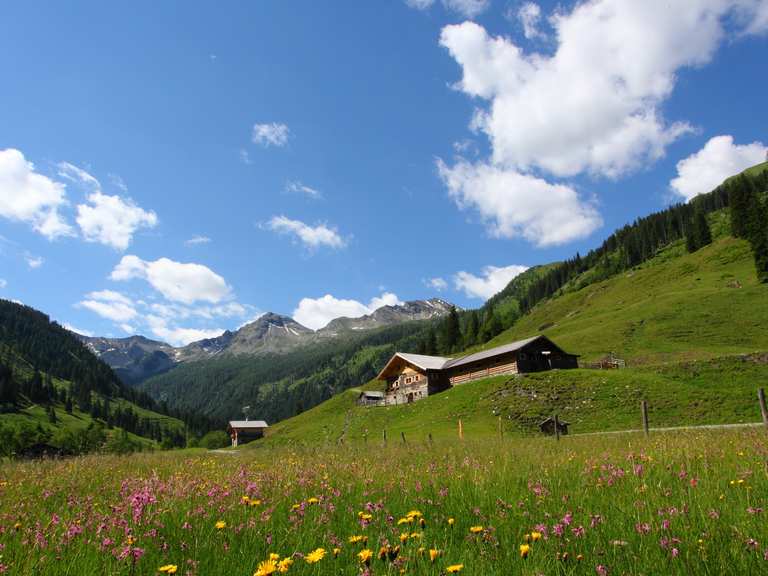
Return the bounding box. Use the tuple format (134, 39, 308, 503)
(437, 158, 602, 246)
(670, 135, 767, 201)
(252, 122, 290, 147)
(517, 2, 545, 39)
(426, 277, 448, 291)
(0, 279, 6, 289)
(454, 264, 529, 300)
(145, 315, 225, 347)
(79, 290, 138, 322)
(63, 323, 94, 337)
(293, 292, 402, 330)
(57, 162, 100, 188)
(109, 174, 128, 192)
(285, 180, 322, 199)
(405, 0, 436, 9)
(76, 191, 158, 250)
(239, 149, 252, 165)
(110, 255, 232, 304)
(0, 148, 74, 239)
(439, 3, 767, 180)
(119, 323, 135, 334)
(442, 0, 490, 18)
(26, 255, 44, 269)
(266, 215, 346, 249)
(185, 235, 211, 246)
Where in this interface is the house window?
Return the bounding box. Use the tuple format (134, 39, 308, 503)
(406, 377, 412, 384)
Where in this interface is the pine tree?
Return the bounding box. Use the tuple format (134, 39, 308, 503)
(479, 307, 503, 343)
(729, 175, 755, 238)
(64, 394, 73, 414)
(423, 326, 438, 356)
(463, 311, 479, 348)
(47, 404, 57, 424)
(439, 307, 461, 354)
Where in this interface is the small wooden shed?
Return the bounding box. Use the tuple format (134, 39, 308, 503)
(357, 390, 385, 406)
(539, 417, 569, 436)
(227, 420, 269, 447)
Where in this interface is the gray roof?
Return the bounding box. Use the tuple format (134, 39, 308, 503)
(444, 336, 545, 370)
(359, 390, 385, 398)
(228, 420, 268, 428)
(395, 352, 453, 370)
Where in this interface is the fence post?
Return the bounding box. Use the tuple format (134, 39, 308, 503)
(428, 432, 433, 444)
(401, 431, 406, 444)
(641, 400, 649, 436)
(458, 419, 464, 440)
(758, 388, 768, 428)
(554, 414, 560, 441)
(383, 429, 387, 445)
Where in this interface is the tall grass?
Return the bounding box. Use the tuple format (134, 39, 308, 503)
(0, 428, 766, 574)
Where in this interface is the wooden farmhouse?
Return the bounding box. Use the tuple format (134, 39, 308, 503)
(376, 335, 578, 405)
(227, 419, 268, 447)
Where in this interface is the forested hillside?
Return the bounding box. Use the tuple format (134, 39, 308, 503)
(0, 300, 209, 455)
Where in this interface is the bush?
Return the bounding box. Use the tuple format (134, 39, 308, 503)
(198, 430, 230, 449)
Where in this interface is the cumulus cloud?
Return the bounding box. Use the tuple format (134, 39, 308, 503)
(0, 279, 6, 289)
(670, 135, 767, 200)
(78, 290, 138, 323)
(76, 191, 158, 250)
(0, 148, 74, 239)
(266, 215, 346, 249)
(145, 315, 225, 347)
(252, 122, 290, 147)
(185, 235, 211, 246)
(26, 255, 44, 269)
(110, 255, 232, 304)
(517, 2, 545, 39)
(293, 292, 402, 330)
(442, 0, 490, 18)
(437, 158, 602, 246)
(426, 277, 448, 291)
(285, 180, 322, 199)
(436, 1, 768, 246)
(454, 264, 529, 300)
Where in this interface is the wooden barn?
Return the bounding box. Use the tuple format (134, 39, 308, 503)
(227, 420, 268, 447)
(375, 335, 578, 405)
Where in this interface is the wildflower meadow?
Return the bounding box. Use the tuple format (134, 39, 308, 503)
(0, 429, 766, 575)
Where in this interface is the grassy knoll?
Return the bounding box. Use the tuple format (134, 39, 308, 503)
(1, 428, 766, 575)
(482, 235, 768, 365)
(260, 354, 768, 445)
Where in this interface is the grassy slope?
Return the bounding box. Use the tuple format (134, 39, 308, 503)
(256, 220, 768, 446)
(484, 233, 767, 365)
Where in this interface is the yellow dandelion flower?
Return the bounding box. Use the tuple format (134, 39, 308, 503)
(446, 564, 463, 573)
(531, 531, 542, 542)
(520, 544, 531, 558)
(348, 535, 368, 544)
(410, 532, 422, 539)
(305, 548, 326, 564)
(242, 496, 251, 503)
(269, 553, 280, 561)
(406, 510, 423, 518)
(399, 532, 410, 543)
(291, 504, 301, 511)
(358, 512, 373, 521)
(159, 565, 178, 574)
(469, 525, 483, 534)
(397, 517, 413, 525)
(332, 547, 341, 558)
(215, 520, 227, 530)
(277, 558, 293, 573)
(447, 518, 455, 526)
(126, 535, 135, 545)
(307, 497, 320, 504)
(250, 499, 263, 507)
(254, 559, 277, 576)
(429, 548, 440, 563)
(417, 546, 426, 556)
(358, 549, 373, 564)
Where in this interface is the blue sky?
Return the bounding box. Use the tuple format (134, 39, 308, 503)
(1, 0, 766, 345)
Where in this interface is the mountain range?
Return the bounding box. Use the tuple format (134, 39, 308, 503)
(78, 298, 455, 384)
